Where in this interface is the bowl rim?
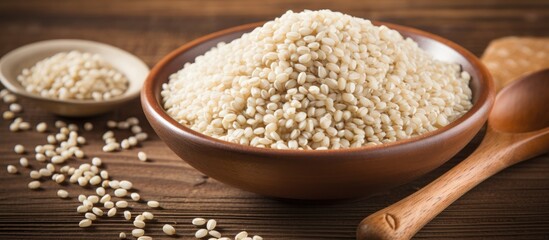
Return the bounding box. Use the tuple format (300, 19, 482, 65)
(142, 21, 495, 157)
(0, 39, 150, 105)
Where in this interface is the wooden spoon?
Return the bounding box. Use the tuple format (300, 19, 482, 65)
(357, 69, 549, 240)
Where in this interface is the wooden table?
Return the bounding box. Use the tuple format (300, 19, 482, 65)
(1, 1, 548, 239)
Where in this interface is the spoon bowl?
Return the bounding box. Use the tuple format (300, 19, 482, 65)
(490, 69, 549, 133)
(358, 69, 549, 240)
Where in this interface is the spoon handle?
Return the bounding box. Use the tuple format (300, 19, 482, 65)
(356, 132, 518, 240)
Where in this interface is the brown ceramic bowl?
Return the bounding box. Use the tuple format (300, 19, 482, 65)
(142, 22, 495, 199)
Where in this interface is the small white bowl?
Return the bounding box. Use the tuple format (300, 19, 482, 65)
(0, 39, 149, 117)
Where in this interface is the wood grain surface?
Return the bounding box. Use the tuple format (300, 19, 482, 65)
(0, 0, 548, 239)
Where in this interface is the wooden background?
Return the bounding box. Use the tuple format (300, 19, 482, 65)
(0, 0, 548, 239)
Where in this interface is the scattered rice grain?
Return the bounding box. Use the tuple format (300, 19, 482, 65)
(124, 210, 131, 220)
(195, 229, 208, 238)
(36, 122, 47, 132)
(132, 229, 145, 237)
(79, 219, 92, 228)
(192, 217, 206, 226)
(116, 200, 128, 208)
(163, 224, 176, 235)
(137, 151, 147, 162)
(119, 180, 132, 190)
(134, 220, 146, 228)
(14, 144, 25, 154)
(57, 189, 69, 198)
(107, 207, 117, 217)
(131, 192, 141, 201)
(235, 231, 248, 240)
(114, 188, 127, 197)
(7, 165, 17, 174)
(85, 212, 97, 220)
(147, 200, 159, 208)
(19, 157, 29, 167)
(84, 122, 93, 131)
(142, 211, 154, 220)
(206, 219, 217, 230)
(209, 230, 221, 238)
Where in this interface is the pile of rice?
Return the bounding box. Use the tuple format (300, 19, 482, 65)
(162, 10, 473, 150)
(17, 51, 129, 101)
